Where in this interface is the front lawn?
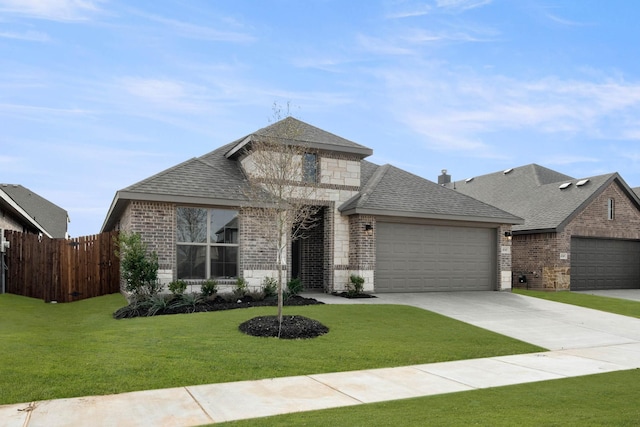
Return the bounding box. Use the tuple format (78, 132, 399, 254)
(0, 293, 542, 405)
(514, 289, 640, 318)
(217, 369, 640, 426)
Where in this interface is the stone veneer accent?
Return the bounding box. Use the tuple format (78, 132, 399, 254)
(497, 224, 513, 291)
(512, 181, 640, 290)
(346, 215, 376, 292)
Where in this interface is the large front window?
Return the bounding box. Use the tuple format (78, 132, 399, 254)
(176, 207, 238, 279)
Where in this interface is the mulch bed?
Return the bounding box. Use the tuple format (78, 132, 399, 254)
(331, 291, 377, 299)
(239, 315, 329, 339)
(114, 295, 323, 319)
(113, 295, 329, 339)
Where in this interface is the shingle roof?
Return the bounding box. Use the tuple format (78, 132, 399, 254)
(0, 184, 68, 238)
(340, 161, 523, 224)
(123, 142, 251, 203)
(225, 117, 373, 159)
(102, 119, 522, 232)
(453, 164, 639, 232)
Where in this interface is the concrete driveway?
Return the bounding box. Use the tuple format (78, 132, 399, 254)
(312, 291, 640, 351)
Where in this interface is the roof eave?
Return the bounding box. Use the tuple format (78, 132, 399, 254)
(0, 188, 53, 238)
(340, 207, 524, 225)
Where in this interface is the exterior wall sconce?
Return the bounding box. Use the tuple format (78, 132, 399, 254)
(364, 224, 373, 235)
(504, 231, 512, 240)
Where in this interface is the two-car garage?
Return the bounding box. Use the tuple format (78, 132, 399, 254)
(375, 222, 497, 292)
(570, 237, 640, 290)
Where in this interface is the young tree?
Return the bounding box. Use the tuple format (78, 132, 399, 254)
(242, 105, 321, 336)
(115, 231, 160, 301)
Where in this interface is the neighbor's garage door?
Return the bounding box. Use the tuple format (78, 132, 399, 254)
(571, 238, 640, 290)
(375, 222, 496, 292)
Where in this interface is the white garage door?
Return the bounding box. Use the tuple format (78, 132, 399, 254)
(375, 222, 496, 292)
(571, 238, 640, 290)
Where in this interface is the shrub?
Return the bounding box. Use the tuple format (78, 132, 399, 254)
(115, 232, 160, 300)
(147, 294, 172, 316)
(200, 279, 218, 298)
(262, 277, 277, 298)
(171, 292, 203, 313)
(348, 274, 365, 296)
(168, 280, 187, 295)
(233, 277, 248, 299)
(286, 277, 303, 297)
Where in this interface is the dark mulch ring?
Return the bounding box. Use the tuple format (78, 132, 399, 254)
(331, 291, 377, 299)
(239, 315, 329, 339)
(113, 295, 324, 319)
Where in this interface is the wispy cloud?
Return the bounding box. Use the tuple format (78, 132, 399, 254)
(135, 12, 256, 43)
(0, 30, 50, 41)
(436, 0, 493, 12)
(357, 34, 416, 55)
(546, 13, 593, 27)
(377, 64, 640, 154)
(117, 77, 212, 112)
(385, 2, 432, 19)
(0, 0, 104, 22)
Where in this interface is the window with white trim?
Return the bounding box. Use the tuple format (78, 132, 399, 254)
(607, 198, 615, 220)
(176, 207, 238, 279)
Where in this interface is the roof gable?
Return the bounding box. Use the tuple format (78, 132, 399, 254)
(225, 117, 373, 159)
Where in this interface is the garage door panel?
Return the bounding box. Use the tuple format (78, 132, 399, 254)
(571, 238, 640, 290)
(376, 222, 496, 292)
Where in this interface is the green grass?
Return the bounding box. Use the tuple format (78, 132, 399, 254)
(514, 289, 640, 318)
(0, 293, 542, 405)
(217, 369, 640, 426)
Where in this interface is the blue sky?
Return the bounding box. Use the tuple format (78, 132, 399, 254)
(2, 0, 640, 237)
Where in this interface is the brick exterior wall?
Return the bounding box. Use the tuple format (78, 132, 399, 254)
(346, 215, 375, 291)
(512, 180, 640, 290)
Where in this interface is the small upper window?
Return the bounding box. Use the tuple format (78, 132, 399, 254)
(607, 198, 615, 220)
(302, 153, 317, 183)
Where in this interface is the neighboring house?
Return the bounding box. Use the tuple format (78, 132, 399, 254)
(0, 184, 69, 239)
(446, 164, 640, 291)
(102, 118, 522, 293)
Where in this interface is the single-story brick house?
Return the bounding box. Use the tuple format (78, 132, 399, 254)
(102, 118, 521, 293)
(0, 184, 69, 239)
(446, 164, 640, 291)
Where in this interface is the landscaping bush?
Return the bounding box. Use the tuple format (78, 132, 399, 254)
(286, 277, 303, 298)
(347, 274, 365, 297)
(262, 277, 277, 298)
(170, 292, 203, 313)
(167, 280, 187, 295)
(232, 277, 248, 299)
(200, 279, 218, 298)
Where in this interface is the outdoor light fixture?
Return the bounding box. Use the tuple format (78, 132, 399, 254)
(364, 224, 373, 235)
(504, 231, 512, 240)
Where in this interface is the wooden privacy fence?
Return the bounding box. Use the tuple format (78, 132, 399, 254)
(4, 230, 120, 303)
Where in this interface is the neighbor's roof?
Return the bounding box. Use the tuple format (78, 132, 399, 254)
(452, 164, 640, 233)
(339, 161, 523, 224)
(225, 117, 373, 159)
(0, 184, 69, 238)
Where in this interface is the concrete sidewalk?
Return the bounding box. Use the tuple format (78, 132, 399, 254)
(2, 292, 640, 426)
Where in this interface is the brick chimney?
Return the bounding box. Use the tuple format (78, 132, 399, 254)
(438, 169, 451, 185)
